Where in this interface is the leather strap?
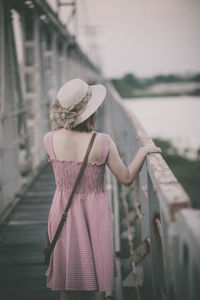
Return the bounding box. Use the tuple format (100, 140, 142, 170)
(50, 131, 97, 252)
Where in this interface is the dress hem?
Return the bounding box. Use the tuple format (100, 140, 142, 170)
(46, 286, 115, 292)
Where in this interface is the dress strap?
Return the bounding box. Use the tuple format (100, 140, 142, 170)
(98, 133, 110, 164)
(46, 131, 56, 161)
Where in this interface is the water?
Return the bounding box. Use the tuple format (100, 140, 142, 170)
(123, 96, 200, 160)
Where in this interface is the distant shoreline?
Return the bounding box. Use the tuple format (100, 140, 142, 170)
(122, 93, 200, 100)
(111, 72, 200, 98)
(121, 90, 200, 99)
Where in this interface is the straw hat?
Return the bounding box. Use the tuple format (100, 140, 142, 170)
(49, 78, 106, 129)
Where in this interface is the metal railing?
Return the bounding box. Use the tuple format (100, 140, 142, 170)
(102, 80, 200, 300)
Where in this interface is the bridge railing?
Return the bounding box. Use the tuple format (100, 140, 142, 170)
(102, 80, 200, 300)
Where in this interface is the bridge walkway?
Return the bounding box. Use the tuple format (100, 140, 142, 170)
(0, 163, 60, 300)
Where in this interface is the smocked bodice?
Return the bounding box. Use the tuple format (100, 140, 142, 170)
(45, 131, 110, 194)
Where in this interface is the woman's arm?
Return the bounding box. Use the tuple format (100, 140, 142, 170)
(107, 136, 162, 186)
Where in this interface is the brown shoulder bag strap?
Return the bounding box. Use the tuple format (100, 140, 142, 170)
(50, 131, 97, 252)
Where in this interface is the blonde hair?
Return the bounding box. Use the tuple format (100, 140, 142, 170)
(53, 111, 97, 132)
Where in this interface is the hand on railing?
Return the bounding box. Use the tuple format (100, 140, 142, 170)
(140, 145, 162, 157)
(106, 137, 162, 186)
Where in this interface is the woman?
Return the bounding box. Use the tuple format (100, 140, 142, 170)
(43, 78, 162, 300)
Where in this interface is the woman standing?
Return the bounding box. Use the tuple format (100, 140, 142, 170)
(43, 78, 162, 300)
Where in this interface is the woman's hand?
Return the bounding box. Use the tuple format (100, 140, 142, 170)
(140, 145, 162, 157)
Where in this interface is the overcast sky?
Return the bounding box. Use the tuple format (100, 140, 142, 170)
(48, 0, 200, 78)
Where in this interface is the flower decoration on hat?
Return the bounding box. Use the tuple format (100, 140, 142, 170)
(61, 113, 67, 119)
(49, 86, 93, 129)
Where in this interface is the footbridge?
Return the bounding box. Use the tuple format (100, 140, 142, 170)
(0, 1, 199, 300)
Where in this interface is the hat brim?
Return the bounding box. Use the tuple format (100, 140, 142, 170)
(72, 84, 106, 127)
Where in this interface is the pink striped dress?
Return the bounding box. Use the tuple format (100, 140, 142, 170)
(45, 130, 118, 291)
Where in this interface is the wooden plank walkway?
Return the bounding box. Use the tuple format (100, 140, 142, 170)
(0, 163, 59, 300)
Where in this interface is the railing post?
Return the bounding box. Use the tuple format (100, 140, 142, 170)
(147, 172, 166, 299)
(139, 163, 154, 300)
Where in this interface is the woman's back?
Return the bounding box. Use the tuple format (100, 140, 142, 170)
(44, 129, 110, 195)
(48, 128, 106, 164)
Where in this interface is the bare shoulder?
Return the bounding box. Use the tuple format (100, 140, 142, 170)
(96, 131, 112, 145)
(105, 134, 116, 151)
(97, 131, 111, 140)
(96, 132, 116, 149)
(43, 131, 51, 142)
(97, 132, 117, 159)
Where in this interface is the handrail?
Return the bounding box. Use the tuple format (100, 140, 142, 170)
(104, 80, 200, 300)
(106, 80, 191, 218)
